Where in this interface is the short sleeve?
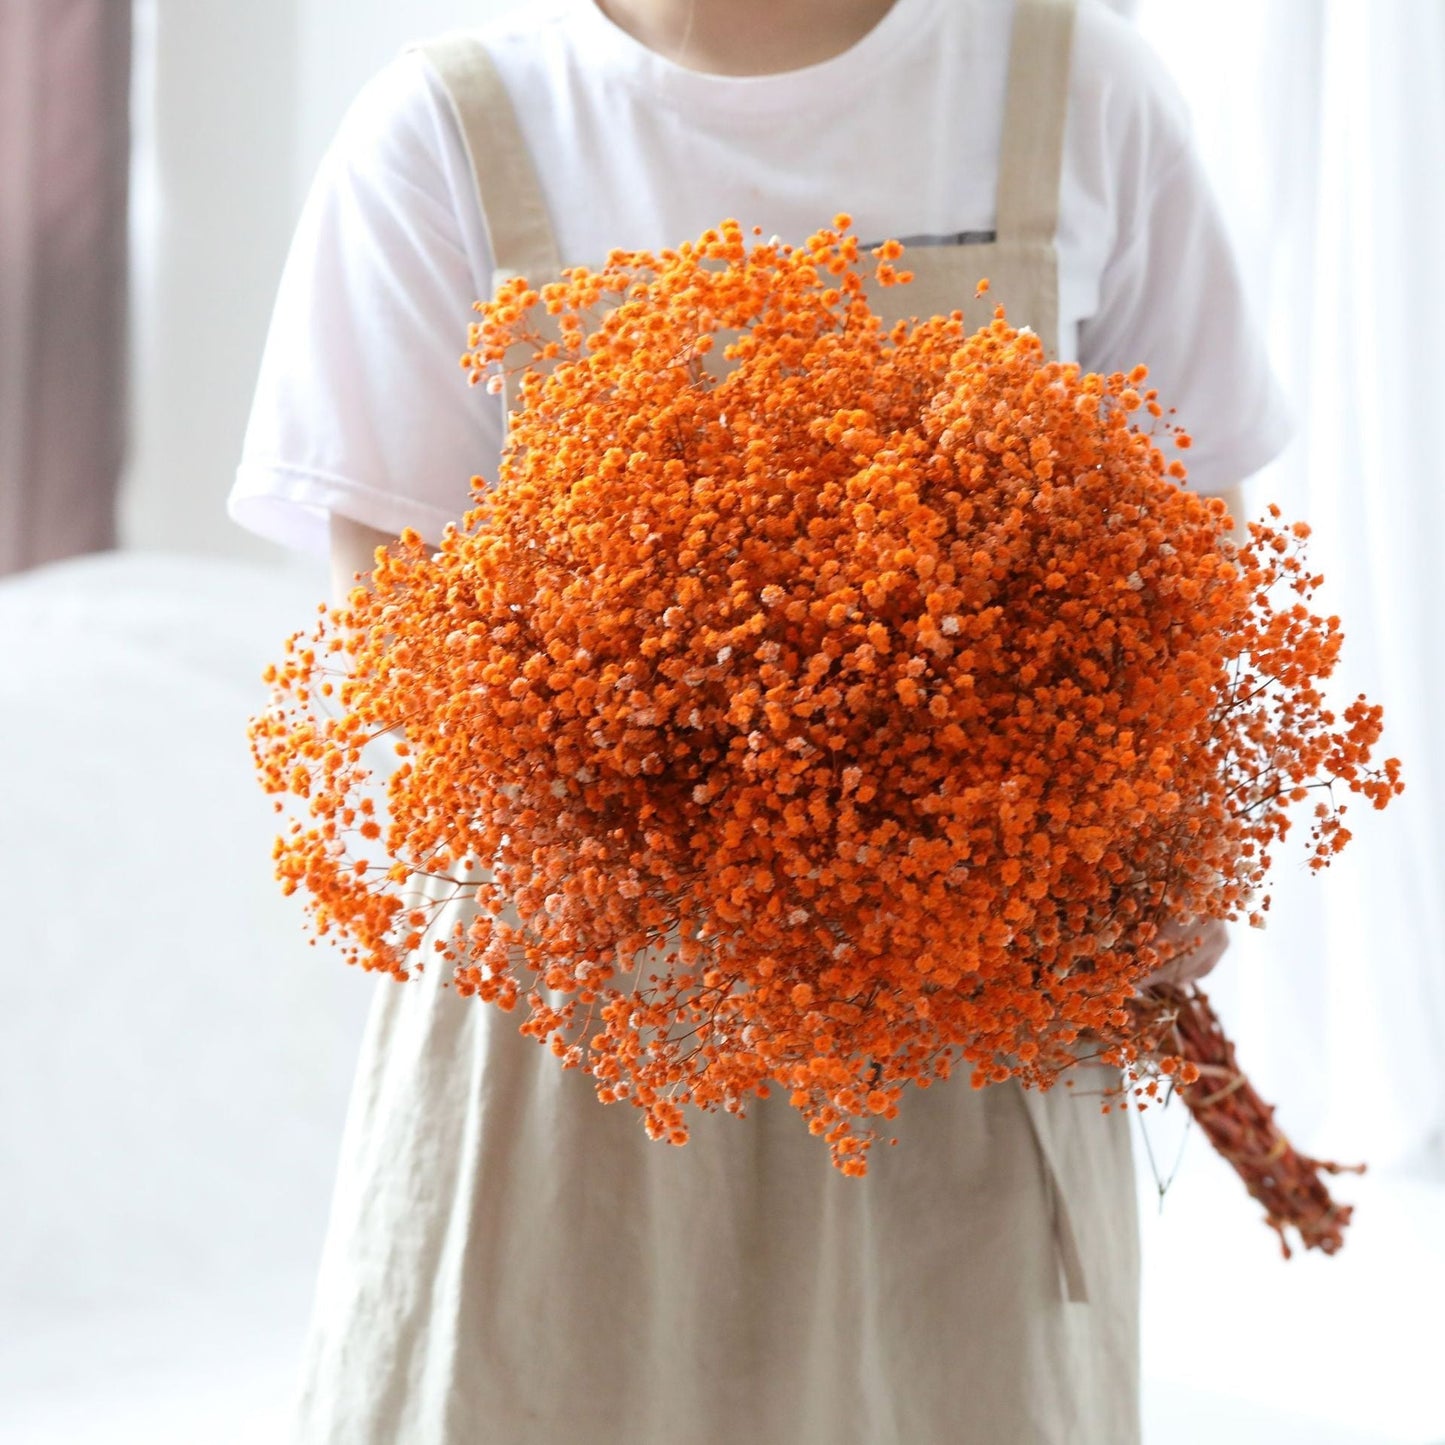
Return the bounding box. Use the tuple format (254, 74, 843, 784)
(228, 51, 504, 555)
(1076, 79, 1294, 498)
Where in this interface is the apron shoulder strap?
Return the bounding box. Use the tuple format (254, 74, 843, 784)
(995, 0, 1077, 245)
(410, 35, 562, 283)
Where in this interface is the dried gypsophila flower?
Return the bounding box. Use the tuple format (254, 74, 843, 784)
(252, 217, 1402, 1186)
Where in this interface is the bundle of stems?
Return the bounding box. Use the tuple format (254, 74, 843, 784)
(1132, 981, 1365, 1257)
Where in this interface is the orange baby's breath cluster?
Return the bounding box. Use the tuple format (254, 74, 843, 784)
(250, 219, 1401, 1177)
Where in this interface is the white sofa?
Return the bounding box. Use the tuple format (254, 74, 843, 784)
(0, 552, 373, 1443)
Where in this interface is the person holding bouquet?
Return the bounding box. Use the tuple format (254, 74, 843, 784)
(230, 1, 1291, 1440)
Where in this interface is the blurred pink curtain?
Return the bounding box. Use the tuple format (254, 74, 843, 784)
(0, 0, 131, 576)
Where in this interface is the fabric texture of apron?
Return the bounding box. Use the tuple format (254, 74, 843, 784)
(290, 4, 1142, 1441)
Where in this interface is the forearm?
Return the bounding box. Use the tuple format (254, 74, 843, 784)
(1208, 481, 1247, 542)
(329, 513, 412, 606)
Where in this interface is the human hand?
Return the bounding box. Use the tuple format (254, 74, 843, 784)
(1136, 916, 1230, 994)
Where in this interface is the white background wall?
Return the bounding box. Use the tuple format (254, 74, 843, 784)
(119, 0, 523, 570)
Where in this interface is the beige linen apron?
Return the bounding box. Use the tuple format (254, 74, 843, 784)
(290, 5, 1141, 1441)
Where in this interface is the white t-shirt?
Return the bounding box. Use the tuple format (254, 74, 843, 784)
(230, 0, 1292, 555)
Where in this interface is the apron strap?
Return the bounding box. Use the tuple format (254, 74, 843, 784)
(995, 0, 1077, 245)
(413, 27, 1088, 1305)
(410, 36, 562, 284)
(1019, 1088, 1090, 1303)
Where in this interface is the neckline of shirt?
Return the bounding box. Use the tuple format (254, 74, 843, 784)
(568, 0, 948, 121)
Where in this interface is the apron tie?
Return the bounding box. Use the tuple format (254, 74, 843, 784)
(1018, 1086, 1090, 1304)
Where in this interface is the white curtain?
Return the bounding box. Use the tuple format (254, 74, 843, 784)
(1134, 0, 1445, 1172)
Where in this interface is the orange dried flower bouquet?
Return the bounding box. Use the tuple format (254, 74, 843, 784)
(251, 220, 1401, 1205)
